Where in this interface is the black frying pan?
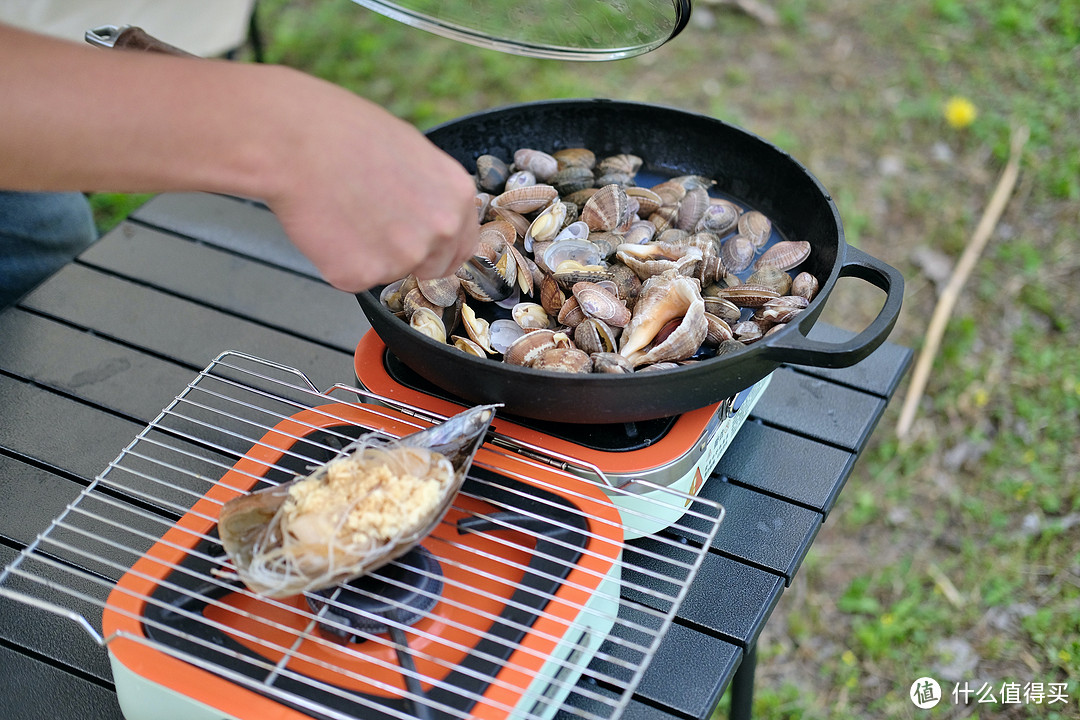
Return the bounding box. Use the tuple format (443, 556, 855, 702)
(356, 99, 903, 423)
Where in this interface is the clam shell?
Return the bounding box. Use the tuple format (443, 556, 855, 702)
(703, 296, 742, 324)
(616, 241, 703, 281)
(591, 352, 634, 374)
(574, 318, 619, 354)
(551, 165, 595, 196)
(573, 282, 631, 327)
(217, 404, 498, 598)
(543, 238, 603, 271)
(754, 240, 811, 272)
(475, 154, 509, 193)
(513, 148, 558, 182)
(524, 201, 568, 252)
(715, 283, 781, 308)
(553, 147, 596, 170)
(503, 328, 559, 367)
(676, 186, 711, 232)
(511, 302, 552, 330)
(738, 210, 772, 248)
(792, 271, 820, 301)
(461, 303, 494, 353)
(555, 295, 587, 327)
(596, 153, 642, 178)
(696, 199, 741, 236)
(720, 234, 756, 273)
(745, 265, 793, 296)
(493, 184, 559, 214)
(532, 347, 592, 374)
(417, 276, 461, 308)
(625, 187, 663, 218)
(489, 318, 525, 354)
(539, 272, 566, 315)
(581, 184, 631, 232)
(623, 220, 657, 245)
(451, 335, 487, 357)
(703, 313, 734, 345)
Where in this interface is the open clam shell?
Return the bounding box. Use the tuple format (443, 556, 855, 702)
(217, 404, 499, 598)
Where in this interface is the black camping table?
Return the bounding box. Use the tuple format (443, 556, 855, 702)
(0, 192, 911, 720)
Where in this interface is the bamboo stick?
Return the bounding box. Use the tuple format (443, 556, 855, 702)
(896, 125, 1029, 440)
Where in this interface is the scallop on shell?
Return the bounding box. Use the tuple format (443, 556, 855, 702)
(217, 404, 499, 598)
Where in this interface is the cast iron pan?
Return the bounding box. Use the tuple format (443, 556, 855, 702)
(356, 99, 904, 423)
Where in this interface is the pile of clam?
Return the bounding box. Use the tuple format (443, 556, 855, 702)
(379, 147, 821, 374)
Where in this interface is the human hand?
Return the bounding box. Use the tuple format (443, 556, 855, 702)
(255, 68, 479, 293)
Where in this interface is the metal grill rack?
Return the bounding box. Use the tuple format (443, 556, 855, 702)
(0, 352, 725, 720)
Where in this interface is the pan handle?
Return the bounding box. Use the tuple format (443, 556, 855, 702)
(762, 246, 904, 368)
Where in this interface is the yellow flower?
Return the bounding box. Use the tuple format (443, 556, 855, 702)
(945, 97, 978, 129)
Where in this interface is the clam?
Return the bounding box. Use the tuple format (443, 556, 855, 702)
(379, 278, 408, 316)
(573, 282, 631, 327)
(503, 328, 559, 367)
(417, 276, 461, 308)
(511, 302, 553, 330)
(475, 154, 509, 193)
(746, 265, 793, 296)
(581, 184, 631, 232)
(625, 187, 664, 218)
(217, 404, 498, 598)
(791, 271, 820, 301)
(492, 184, 559, 214)
(489, 318, 525, 354)
(461, 303, 494, 354)
(551, 165, 595, 196)
(591, 352, 634, 374)
(552, 260, 614, 288)
(409, 307, 446, 344)
(532, 347, 592, 374)
(720, 234, 756, 274)
(738, 210, 772, 248)
(555, 296, 587, 327)
(703, 313, 734, 346)
(703, 295, 742, 325)
(452, 335, 488, 357)
(553, 147, 596, 170)
(623, 219, 657, 245)
(514, 148, 558, 182)
(524, 201, 567, 252)
(503, 169, 536, 193)
(574, 317, 620, 354)
(542, 238, 603, 272)
(754, 240, 811, 272)
(696, 199, 741, 236)
(676, 186, 711, 232)
(715, 283, 781, 308)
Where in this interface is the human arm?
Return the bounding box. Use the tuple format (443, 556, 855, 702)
(0, 23, 479, 292)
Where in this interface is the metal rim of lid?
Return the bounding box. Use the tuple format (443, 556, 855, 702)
(348, 0, 693, 60)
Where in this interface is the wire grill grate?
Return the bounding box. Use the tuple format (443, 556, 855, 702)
(1, 352, 724, 720)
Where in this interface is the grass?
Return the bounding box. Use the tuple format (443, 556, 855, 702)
(95, 0, 1080, 715)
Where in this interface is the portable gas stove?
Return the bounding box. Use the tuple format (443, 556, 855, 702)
(0, 352, 726, 720)
(354, 332, 771, 539)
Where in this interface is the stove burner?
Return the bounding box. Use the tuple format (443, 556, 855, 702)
(309, 546, 444, 640)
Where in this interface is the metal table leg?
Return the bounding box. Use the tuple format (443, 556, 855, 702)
(729, 642, 757, 720)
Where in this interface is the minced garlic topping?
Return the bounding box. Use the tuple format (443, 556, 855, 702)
(280, 446, 452, 548)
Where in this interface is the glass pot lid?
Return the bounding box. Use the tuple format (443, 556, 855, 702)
(349, 0, 692, 60)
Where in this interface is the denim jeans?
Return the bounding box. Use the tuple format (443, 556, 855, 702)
(0, 190, 98, 307)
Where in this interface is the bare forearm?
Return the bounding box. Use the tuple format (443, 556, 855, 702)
(0, 22, 479, 292)
(0, 23, 287, 199)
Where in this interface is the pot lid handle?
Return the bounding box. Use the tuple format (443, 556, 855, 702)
(348, 0, 692, 60)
